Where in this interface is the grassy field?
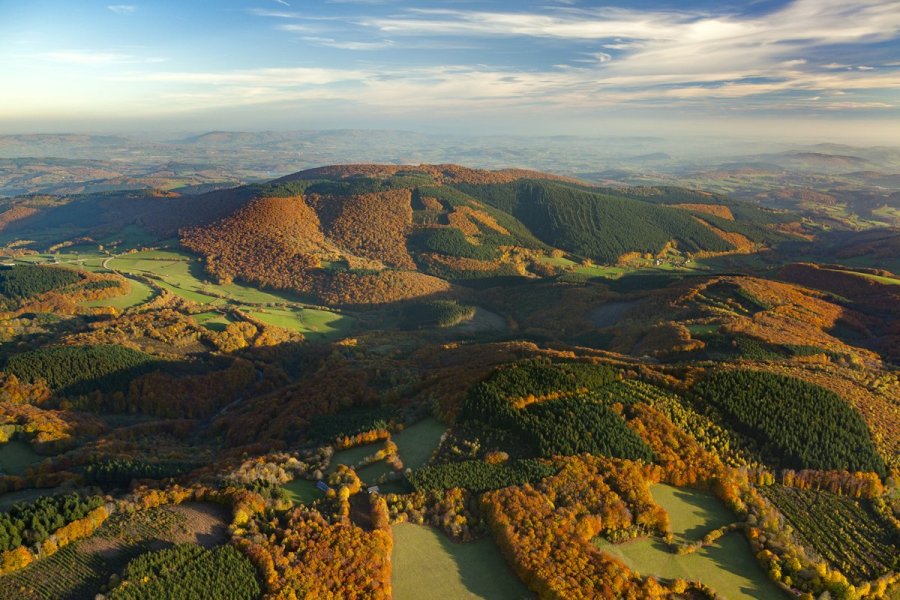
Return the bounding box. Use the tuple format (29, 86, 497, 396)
(82, 277, 155, 310)
(848, 271, 900, 285)
(596, 533, 785, 599)
(191, 311, 235, 332)
(594, 485, 786, 599)
(536, 255, 628, 279)
(248, 307, 353, 340)
(687, 323, 720, 336)
(282, 479, 321, 505)
(0, 440, 43, 475)
(392, 418, 447, 471)
(103, 249, 353, 339)
(651, 484, 734, 542)
(12, 253, 107, 272)
(392, 523, 531, 600)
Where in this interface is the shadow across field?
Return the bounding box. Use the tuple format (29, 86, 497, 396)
(392, 523, 532, 600)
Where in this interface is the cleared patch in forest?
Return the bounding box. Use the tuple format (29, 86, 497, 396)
(0, 440, 43, 475)
(594, 485, 786, 599)
(392, 523, 532, 600)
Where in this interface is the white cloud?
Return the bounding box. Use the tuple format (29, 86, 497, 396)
(301, 36, 394, 50)
(107, 5, 136, 15)
(249, 9, 302, 19)
(823, 101, 892, 109)
(363, 0, 900, 93)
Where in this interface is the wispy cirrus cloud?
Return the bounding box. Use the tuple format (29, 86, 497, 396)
(4, 0, 898, 135)
(347, 0, 900, 113)
(35, 50, 163, 65)
(107, 5, 136, 15)
(300, 36, 394, 50)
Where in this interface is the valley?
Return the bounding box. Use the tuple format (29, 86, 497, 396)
(0, 160, 895, 600)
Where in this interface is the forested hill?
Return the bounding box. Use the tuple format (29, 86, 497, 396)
(171, 164, 802, 306)
(0, 163, 804, 307)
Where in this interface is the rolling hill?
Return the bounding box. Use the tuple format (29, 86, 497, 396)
(0, 163, 807, 306)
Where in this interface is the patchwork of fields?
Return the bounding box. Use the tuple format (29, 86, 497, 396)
(13, 249, 354, 339)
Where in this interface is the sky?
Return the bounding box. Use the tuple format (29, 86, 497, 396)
(1, 0, 899, 142)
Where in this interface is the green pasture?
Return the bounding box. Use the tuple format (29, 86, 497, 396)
(82, 277, 155, 310)
(282, 479, 321, 505)
(594, 485, 786, 599)
(247, 307, 353, 340)
(104, 250, 352, 337)
(392, 417, 447, 471)
(651, 484, 734, 542)
(392, 523, 531, 600)
(596, 533, 786, 599)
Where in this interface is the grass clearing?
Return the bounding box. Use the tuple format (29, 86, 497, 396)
(191, 311, 235, 332)
(687, 323, 719, 336)
(595, 484, 786, 599)
(847, 271, 900, 286)
(596, 533, 785, 600)
(327, 418, 447, 485)
(392, 523, 531, 600)
(282, 479, 321, 504)
(248, 307, 354, 340)
(392, 417, 447, 471)
(105, 250, 352, 338)
(651, 484, 734, 542)
(82, 277, 155, 310)
(0, 440, 43, 476)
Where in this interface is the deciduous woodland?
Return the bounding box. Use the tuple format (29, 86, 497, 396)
(0, 163, 895, 600)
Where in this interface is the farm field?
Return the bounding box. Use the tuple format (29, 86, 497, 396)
(0, 440, 43, 475)
(12, 252, 106, 272)
(536, 255, 628, 278)
(595, 485, 786, 599)
(651, 484, 734, 542)
(392, 417, 447, 471)
(82, 276, 155, 310)
(596, 533, 786, 600)
(247, 307, 353, 340)
(392, 523, 532, 600)
(104, 249, 353, 338)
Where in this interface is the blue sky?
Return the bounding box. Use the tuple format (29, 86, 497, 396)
(1, 0, 899, 141)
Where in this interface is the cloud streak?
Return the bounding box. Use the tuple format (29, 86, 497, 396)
(107, 5, 136, 15)
(3, 0, 898, 135)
